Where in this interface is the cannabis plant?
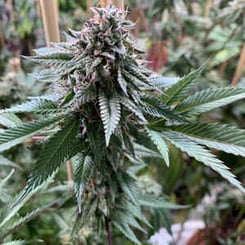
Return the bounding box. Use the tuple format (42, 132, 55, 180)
(0, 5, 245, 244)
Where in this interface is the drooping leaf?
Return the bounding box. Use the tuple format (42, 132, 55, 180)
(114, 222, 142, 245)
(1, 174, 55, 227)
(15, 117, 80, 204)
(145, 128, 170, 167)
(73, 153, 94, 213)
(162, 131, 245, 194)
(165, 123, 245, 157)
(0, 201, 63, 240)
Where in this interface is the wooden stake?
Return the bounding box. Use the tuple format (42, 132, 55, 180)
(232, 43, 245, 87)
(87, 0, 92, 15)
(99, 0, 124, 10)
(39, 0, 60, 45)
(204, 0, 212, 19)
(66, 160, 74, 185)
(113, 0, 124, 10)
(99, 0, 113, 8)
(0, 30, 4, 49)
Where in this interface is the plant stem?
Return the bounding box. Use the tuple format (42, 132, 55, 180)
(105, 216, 113, 245)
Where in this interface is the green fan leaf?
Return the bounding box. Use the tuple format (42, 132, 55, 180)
(99, 95, 121, 146)
(162, 65, 204, 105)
(0, 113, 22, 128)
(141, 96, 183, 121)
(149, 76, 180, 88)
(0, 201, 63, 240)
(166, 123, 245, 157)
(0, 155, 22, 170)
(1, 241, 25, 245)
(162, 131, 245, 194)
(117, 67, 128, 96)
(176, 87, 245, 115)
(120, 97, 147, 124)
(73, 153, 94, 213)
(0, 169, 15, 191)
(114, 222, 142, 245)
(1, 174, 55, 227)
(27, 52, 74, 68)
(15, 117, 80, 204)
(0, 99, 61, 114)
(0, 116, 64, 152)
(137, 193, 186, 209)
(145, 128, 170, 167)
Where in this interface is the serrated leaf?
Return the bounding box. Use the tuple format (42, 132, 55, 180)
(0, 169, 15, 190)
(120, 97, 147, 123)
(0, 201, 62, 240)
(0, 113, 22, 128)
(145, 128, 169, 167)
(117, 67, 128, 95)
(166, 123, 245, 157)
(99, 95, 121, 146)
(0, 116, 64, 152)
(1, 174, 55, 227)
(15, 117, 80, 204)
(0, 99, 61, 114)
(73, 154, 94, 213)
(176, 87, 245, 115)
(114, 222, 142, 245)
(28, 94, 62, 102)
(137, 193, 186, 209)
(162, 131, 245, 194)
(149, 76, 180, 88)
(1, 241, 25, 245)
(141, 96, 183, 121)
(0, 155, 22, 170)
(162, 65, 204, 105)
(28, 52, 74, 68)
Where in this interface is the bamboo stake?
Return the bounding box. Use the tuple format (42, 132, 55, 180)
(39, 0, 60, 45)
(232, 43, 245, 87)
